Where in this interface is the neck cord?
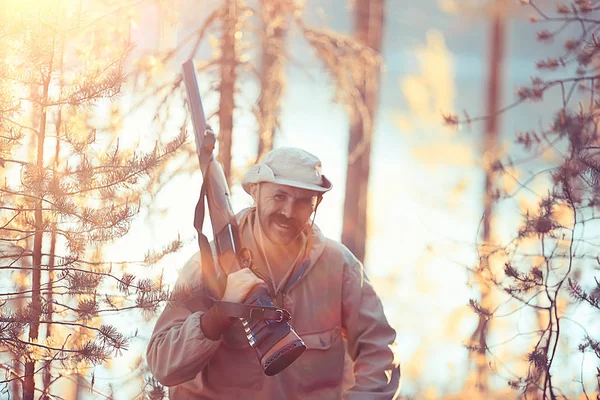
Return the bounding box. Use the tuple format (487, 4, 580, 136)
(255, 186, 319, 295)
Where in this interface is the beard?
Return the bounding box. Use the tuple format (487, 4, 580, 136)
(270, 213, 299, 231)
(257, 210, 303, 246)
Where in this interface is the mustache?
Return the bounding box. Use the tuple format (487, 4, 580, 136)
(270, 214, 298, 229)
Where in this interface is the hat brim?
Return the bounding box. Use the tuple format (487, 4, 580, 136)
(242, 164, 332, 194)
(270, 175, 332, 193)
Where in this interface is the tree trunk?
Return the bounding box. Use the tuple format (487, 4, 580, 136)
(23, 23, 58, 396)
(218, 0, 238, 187)
(74, 374, 84, 400)
(468, 8, 505, 395)
(256, 0, 286, 161)
(11, 239, 30, 400)
(42, 230, 57, 395)
(42, 82, 62, 400)
(341, 0, 384, 264)
(24, 77, 50, 400)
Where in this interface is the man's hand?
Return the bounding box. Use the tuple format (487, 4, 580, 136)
(222, 268, 265, 303)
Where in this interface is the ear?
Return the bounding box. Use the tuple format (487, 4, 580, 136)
(249, 183, 259, 202)
(316, 195, 323, 207)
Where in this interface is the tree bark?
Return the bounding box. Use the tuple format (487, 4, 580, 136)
(256, 0, 286, 161)
(341, 0, 384, 264)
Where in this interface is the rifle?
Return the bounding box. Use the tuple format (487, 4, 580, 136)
(182, 59, 306, 376)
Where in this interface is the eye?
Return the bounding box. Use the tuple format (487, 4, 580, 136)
(297, 197, 317, 209)
(274, 194, 286, 201)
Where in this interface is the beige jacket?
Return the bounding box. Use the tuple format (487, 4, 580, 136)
(146, 208, 401, 399)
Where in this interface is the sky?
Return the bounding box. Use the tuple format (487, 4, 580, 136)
(57, 0, 600, 398)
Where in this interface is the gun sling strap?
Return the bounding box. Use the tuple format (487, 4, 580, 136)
(193, 160, 292, 323)
(213, 301, 291, 322)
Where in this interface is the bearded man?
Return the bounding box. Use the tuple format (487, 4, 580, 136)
(147, 147, 401, 399)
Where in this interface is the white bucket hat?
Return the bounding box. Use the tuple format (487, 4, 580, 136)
(242, 147, 332, 194)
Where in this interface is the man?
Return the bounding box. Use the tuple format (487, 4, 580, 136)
(146, 147, 401, 399)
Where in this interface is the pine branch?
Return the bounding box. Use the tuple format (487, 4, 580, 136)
(143, 236, 183, 265)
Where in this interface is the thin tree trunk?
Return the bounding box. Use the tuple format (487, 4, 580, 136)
(24, 23, 57, 398)
(468, 8, 505, 395)
(42, 54, 63, 398)
(341, 0, 384, 264)
(24, 77, 50, 400)
(40, 231, 56, 398)
(42, 224, 57, 395)
(11, 239, 30, 400)
(15, 108, 40, 400)
(256, 0, 286, 161)
(74, 374, 84, 400)
(524, 311, 546, 399)
(11, 337, 23, 400)
(218, 0, 238, 187)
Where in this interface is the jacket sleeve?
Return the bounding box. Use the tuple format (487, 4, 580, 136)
(341, 261, 401, 400)
(145, 252, 222, 387)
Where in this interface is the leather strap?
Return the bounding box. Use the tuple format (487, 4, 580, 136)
(194, 160, 226, 299)
(213, 301, 291, 322)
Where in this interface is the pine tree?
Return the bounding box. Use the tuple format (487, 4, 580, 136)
(0, 1, 184, 398)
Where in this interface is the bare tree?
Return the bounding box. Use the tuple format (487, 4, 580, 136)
(255, 0, 287, 161)
(467, 2, 507, 394)
(446, 0, 600, 398)
(217, 0, 244, 187)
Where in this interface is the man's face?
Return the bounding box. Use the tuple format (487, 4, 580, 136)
(254, 182, 319, 245)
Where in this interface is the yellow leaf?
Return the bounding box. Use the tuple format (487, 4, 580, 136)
(397, 30, 455, 134)
(412, 142, 474, 168)
(552, 202, 574, 227)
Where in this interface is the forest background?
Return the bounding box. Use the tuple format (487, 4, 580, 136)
(1, 0, 600, 399)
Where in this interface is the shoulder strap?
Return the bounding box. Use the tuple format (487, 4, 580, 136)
(193, 163, 226, 299)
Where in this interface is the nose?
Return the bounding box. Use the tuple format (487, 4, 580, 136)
(280, 199, 294, 219)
